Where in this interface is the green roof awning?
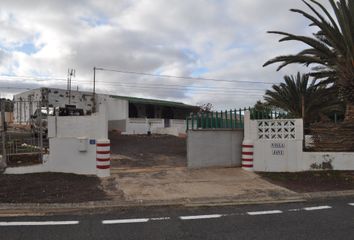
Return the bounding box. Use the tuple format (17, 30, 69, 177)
(109, 95, 198, 109)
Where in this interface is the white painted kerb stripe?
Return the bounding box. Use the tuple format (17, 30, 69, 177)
(102, 218, 149, 224)
(0, 221, 79, 226)
(180, 214, 223, 220)
(303, 206, 332, 211)
(247, 210, 283, 215)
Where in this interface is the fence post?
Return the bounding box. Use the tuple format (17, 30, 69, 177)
(238, 108, 242, 127)
(216, 111, 219, 128)
(225, 111, 229, 128)
(38, 102, 43, 162)
(220, 111, 223, 128)
(1, 100, 7, 171)
(201, 112, 204, 128)
(191, 114, 194, 130)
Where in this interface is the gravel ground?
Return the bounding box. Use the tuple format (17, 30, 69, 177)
(259, 171, 354, 192)
(109, 133, 187, 168)
(0, 172, 108, 203)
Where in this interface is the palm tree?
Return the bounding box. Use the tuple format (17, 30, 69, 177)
(263, 0, 354, 121)
(264, 73, 343, 124)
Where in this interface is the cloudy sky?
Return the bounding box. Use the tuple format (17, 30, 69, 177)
(0, 0, 330, 109)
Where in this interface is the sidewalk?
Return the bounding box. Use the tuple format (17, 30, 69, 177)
(4, 167, 354, 216)
(108, 167, 302, 205)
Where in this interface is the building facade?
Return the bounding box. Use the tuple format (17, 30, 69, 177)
(13, 87, 198, 135)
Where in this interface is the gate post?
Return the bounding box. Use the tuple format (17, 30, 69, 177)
(242, 110, 254, 171)
(96, 139, 111, 177)
(241, 140, 253, 171)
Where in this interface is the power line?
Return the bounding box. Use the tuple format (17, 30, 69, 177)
(96, 67, 277, 85)
(0, 86, 33, 90)
(0, 76, 269, 91)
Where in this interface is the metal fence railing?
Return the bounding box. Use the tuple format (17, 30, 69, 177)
(186, 108, 247, 130)
(1, 99, 47, 166)
(186, 108, 292, 130)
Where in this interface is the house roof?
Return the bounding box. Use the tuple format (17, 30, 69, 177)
(14, 87, 198, 110)
(109, 95, 198, 109)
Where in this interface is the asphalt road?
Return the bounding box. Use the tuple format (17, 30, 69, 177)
(1, 197, 354, 240)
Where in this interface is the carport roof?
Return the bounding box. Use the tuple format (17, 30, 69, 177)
(109, 95, 198, 109)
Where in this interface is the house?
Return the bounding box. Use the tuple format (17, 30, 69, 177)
(13, 87, 198, 135)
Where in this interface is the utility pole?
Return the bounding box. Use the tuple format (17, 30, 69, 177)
(0, 99, 7, 172)
(92, 67, 103, 114)
(67, 68, 75, 104)
(92, 67, 96, 113)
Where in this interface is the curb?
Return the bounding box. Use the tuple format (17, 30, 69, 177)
(0, 196, 305, 216)
(1, 190, 354, 217)
(302, 189, 354, 199)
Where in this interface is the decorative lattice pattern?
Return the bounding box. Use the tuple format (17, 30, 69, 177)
(257, 120, 296, 140)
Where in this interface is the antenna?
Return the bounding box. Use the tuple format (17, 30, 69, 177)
(67, 68, 76, 104)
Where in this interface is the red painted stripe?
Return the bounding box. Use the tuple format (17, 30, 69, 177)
(96, 158, 110, 162)
(242, 158, 253, 162)
(96, 151, 111, 154)
(97, 165, 110, 169)
(242, 164, 253, 168)
(241, 152, 253, 155)
(242, 145, 253, 148)
(97, 143, 110, 147)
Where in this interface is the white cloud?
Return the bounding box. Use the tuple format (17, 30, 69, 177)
(0, 0, 334, 109)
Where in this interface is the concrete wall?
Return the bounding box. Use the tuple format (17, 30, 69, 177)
(123, 118, 165, 134)
(155, 119, 186, 136)
(99, 95, 128, 121)
(243, 111, 354, 172)
(46, 103, 107, 175)
(6, 103, 109, 176)
(187, 129, 244, 168)
(48, 137, 97, 174)
(303, 152, 354, 171)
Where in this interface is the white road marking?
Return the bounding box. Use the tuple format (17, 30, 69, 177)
(150, 217, 171, 221)
(102, 218, 149, 224)
(247, 210, 283, 215)
(0, 221, 79, 226)
(303, 206, 332, 211)
(179, 214, 224, 220)
(348, 203, 354, 206)
(288, 208, 301, 212)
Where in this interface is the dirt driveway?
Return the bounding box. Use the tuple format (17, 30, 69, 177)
(109, 133, 187, 169)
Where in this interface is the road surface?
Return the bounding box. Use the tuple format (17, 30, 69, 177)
(1, 197, 354, 239)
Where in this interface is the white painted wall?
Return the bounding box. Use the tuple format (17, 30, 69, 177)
(155, 119, 186, 136)
(7, 103, 109, 176)
(123, 118, 164, 134)
(243, 111, 354, 172)
(48, 137, 97, 175)
(98, 95, 128, 121)
(48, 109, 108, 139)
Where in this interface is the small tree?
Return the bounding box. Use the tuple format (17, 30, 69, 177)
(198, 103, 213, 113)
(264, 73, 343, 124)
